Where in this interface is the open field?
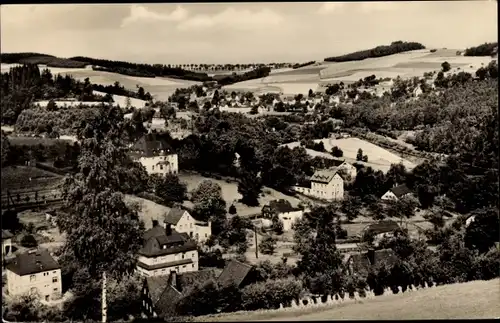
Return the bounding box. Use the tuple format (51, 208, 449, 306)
(93, 90, 148, 108)
(281, 137, 415, 173)
(124, 194, 171, 230)
(1, 166, 63, 193)
(199, 279, 500, 321)
(178, 172, 301, 217)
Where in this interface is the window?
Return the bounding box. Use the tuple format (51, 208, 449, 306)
(182, 254, 185, 259)
(45, 295, 50, 301)
(160, 165, 164, 170)
(53, 271, 56, 274)
(205, 233, 207, 238)
(179, 225, 183, 229)
(190, 223, 193, 228)
(30, 275, 36, 282)
(152, 165, 155, 171)
(144, 289, 147, 295)
(52, 277, 58, 283)
(53, 288, 58, 292)
(192, 264, 195, 268)
(183, 265, 186, 268)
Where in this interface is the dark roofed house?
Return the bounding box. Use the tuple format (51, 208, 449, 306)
(381, 184, 413, 201)
(217, 259, 261, 288)
(345, 248, 398, 277)
(137, 224, 199, 276)
(6, 248, 63, 301)
(130, 133, 178, 176)
(363, 220, 400, 236)
(142, 269, 219, 318)
(262, 199, 301, 218)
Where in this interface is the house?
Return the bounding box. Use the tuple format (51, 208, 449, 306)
(345, 248, 398, 277)
(163, 208, 212, 243)
(130, 133, 178, 176)
(381, 184, 413, 201)
(262, 200, 304, 232)
(293, 169, 344, 201)
(136, 224, 199, 277)
(329, 159, 357, 180)
(2, 229, 13, 259)
(141, 269, 219, 318)
(362, 220, 401, 246)
(6, 249, 62, 302)
(217, 259, 261, 288)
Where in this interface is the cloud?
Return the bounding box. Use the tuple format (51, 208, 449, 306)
(177, 7, 284, 31)
(317, 2, 345, 15)
(121, 4, 188, 27)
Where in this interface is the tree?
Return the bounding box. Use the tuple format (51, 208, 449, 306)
(331, 146, 343, 158)
(362, 154, 368, 162)
(249, 106, 259, 115)
(341, 195, 361, 222)
(191, 180, 227, 233)
(441, 61, 451, 72)
(125, 96, 132, 109)
(308, 89, 314, 98)
(20, 234, 38, 248)
(464, 207, 499, 254)
(238, 170, 262, 206)
(259, 236, 277, 255)
(2, 209, 22, 233)
(356, 148, 364, 161)
(1, 131, 11, 166)
(228, 204, 237, 215)
(154, 174, 187, 205)
(57, 106, 145, 323)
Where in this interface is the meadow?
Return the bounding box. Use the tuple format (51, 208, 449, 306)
(1, 166, 63, 193)
(198, 279, 500, 321)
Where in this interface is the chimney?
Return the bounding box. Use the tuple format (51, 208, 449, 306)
(165, 223, 172, 236)
(170, 271, 177, 289)
(367, 249, 375, 266)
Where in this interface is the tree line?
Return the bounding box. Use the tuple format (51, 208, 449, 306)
(464, 42, 498, 57)
(324, 41, 426, 62)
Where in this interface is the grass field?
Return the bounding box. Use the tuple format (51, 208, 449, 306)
(1, 166, 63, 193)
(92, 90, 148, 108)
(178, 172, 301, 217)
(124, 194, 171, 230)
(199, 279, 500, 321)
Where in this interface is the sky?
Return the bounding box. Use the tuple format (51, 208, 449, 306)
(1, 1, 497, 64)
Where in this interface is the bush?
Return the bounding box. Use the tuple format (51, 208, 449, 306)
(259, 236, 277, 255)
(228, 204, 237, 215)
(20, 234, 38, 248)
(240, 278, 304, 310)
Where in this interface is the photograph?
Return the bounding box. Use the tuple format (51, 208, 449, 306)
(0, 1, 498, 322)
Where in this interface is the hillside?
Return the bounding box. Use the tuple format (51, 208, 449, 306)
(199, 279, 500, 321)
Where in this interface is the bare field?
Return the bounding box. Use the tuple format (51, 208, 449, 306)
(178, 172, 301, 217)
(199, 279, 500, 321)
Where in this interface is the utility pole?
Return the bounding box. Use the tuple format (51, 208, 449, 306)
(102, 271, 107, 323)
(254, 225, 259, 259)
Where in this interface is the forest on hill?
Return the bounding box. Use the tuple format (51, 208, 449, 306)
(324, 41, 426, 62)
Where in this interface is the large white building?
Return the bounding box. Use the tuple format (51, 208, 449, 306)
(6, 249, 62, 302)
(163, 208, 212, 244)
(136, 225, 199, 277)
(130, 134, 178, 176)
(293, 169, 344, 201)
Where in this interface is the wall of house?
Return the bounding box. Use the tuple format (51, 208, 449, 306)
(7, 269, 62, 300)
(309, 174, 344, 201)
(172, 212, 196, 238)
(381, 191, 397, 201)
(278, 210, 304, 232)
(139, 154, 178, 176)
(194, 224, 212, 243)
(137, 250, 199, 277)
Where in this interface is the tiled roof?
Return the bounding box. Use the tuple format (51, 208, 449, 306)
(164, 208, 186, 225)
(146, 276, 170, 305)
(6, 249, 60, 276)
(310, 169, 338, 184)
(347, 248, 398, 276)
(363, 220, 400, 235)
(390, 184, 412, 198)
(268, 199, 301, 214)
(217, 259, 254, 288)
(140, 227, 197, 257)
(2, 230, 13, 239)
(176, 269, 218, 292)
(137, 258, 193, 271)
(154, 284, 182, 317)
(130, 133, 175, 157)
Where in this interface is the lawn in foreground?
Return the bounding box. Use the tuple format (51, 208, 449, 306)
(199, 279, 500, 321)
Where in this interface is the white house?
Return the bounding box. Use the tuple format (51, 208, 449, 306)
(293, 169, 344, 201)
(163, 208, 212, 244)
(262, 200, 305, 232)
(6, 249, 62, 302)
(130, 134, 179, 176)
(2, 229, 13, 259)
(136, 225, 199, 277)
(381, 184, 413, 201)
(330, 159, 357, 181)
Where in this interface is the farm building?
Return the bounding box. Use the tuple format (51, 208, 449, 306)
(130, 133, 178, 176)
(345, 248, 398, 277)
(381, 184, 413, 201)
(163, 208, 212, 243)
(6, 248, 62, 302)
(136, 224, 199, 277)
(293, 169, 344, 201)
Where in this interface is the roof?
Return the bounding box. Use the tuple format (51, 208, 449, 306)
(6, 249, 60, 276)
(330, 159, 346, 167)
(363, 220, 400, 235)
(164, 208, 186, 225)
(137, 258, 193, 271)
(140, 227, 197, 257)
(176, 269, 218, 292)
(347, 249, 398, 276)
(153, 284, 182, 317)
(389, 184, 412, 198)
(2, 230, 13, 239)
(310, 169, 339, 184)
(217, 259, 254, 288)
(130, 133, 174, 157)
(267, 199, 301, 214)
